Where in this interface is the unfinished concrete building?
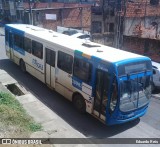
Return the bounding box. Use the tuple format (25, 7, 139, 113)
(91, 0, 160, 62)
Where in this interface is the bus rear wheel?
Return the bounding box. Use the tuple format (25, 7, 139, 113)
(20, 60, 26, 72)
(73, 94, 86, 113)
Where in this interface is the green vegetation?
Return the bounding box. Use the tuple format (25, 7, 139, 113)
(0, 92, 42, 137)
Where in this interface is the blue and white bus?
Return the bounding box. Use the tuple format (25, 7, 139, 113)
(5, 24, 152, 125)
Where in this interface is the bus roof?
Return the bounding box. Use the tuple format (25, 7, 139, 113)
(6, 24, 149, 63)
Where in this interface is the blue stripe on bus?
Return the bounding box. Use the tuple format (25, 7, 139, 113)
(72, 77, 82, 91)
(5, 25, 25, 56)
(14, 46, 25, 56)
(5, 25, 25, 36)
(75, 50, 83, 56)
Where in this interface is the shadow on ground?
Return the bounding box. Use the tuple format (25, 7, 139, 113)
(0, 59, 140, 138)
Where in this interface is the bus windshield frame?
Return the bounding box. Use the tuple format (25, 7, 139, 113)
(117, 60, 152, 113)
(119, 74, 152, 112)
(118, 60, 152, 77)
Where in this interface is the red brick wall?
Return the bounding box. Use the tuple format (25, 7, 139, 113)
(125, 0, 160, 17)
(123, 36, 160, 62)
(24, 2, 91, 31)
(41, 8, 91, 31)
(123, 36, 145, 54)
(63, 8, 81, 28)
(82, 8, 91, 31)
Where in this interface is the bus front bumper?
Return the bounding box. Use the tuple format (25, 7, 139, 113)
(106, 106, 148, 125)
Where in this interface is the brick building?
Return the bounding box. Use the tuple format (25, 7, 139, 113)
(16, 2, 91, 31)
(91, 0, 160, 62)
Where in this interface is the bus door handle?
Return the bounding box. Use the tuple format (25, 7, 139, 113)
(68, 74, 72, 78)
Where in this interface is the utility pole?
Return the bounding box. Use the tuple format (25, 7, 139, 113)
(28, 0, 33, 25)
(115, 0, 122, 49)
(80, 7, 83, 30)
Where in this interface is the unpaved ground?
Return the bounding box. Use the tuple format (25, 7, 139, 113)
(0, 122, 30, 138)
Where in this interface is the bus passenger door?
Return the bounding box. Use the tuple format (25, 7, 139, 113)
(45, 48, 56, 89)
(93, 70, 110, 121)
(55, 51, 73, 100)
(8, 32, 14, 60)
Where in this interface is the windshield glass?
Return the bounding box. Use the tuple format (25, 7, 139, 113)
(120, 75, 151, 112)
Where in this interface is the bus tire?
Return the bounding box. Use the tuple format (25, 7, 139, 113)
(73, 94, 86, 113)
(20, 60, 26, 73)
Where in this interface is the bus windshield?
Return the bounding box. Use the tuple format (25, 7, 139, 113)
(120, 75, 151, 112)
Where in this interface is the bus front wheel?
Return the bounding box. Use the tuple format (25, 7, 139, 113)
(73, 94, 86, 113)
(20, 60, 26, 72)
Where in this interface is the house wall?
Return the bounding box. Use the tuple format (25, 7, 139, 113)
(122, 0, 160, 62)
(16, 2, 91, 31)
(123, 36, 160, 62)
(31, 7, 91, 31)
(123, 17, 160, 40)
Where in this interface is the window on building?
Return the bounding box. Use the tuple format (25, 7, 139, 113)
(24, 37, 31, 53)
(73, 57, 92, 83)
(14, 34, 24, 49)
(92, 21, 102, 33)
(109, 23, 114, 32)
(110, 8, 115, 16)
(17, 10, 21, 20)
(58, 51, 73, 74)
(46, 48, 56, 67)
(150, 0, 159, 5)
(36, 12, 39, 22)
(32, 40, 43, 59)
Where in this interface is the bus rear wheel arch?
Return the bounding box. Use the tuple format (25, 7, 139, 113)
(72, 93, 86, 113)
(20, 59, 26, 73)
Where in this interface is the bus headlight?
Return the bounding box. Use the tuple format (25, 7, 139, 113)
(110, 77, 118, 112)
(110, 99, 117, 112)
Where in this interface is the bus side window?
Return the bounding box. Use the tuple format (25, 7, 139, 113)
(73, 57, 92, 83)
(57, 51, 73, 74)
(14, 34, 24, 49)
(32, 40, 43, 59)
(24, 37, 32, 53)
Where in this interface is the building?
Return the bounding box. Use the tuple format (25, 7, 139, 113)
(0, 0, 92, 30)
(91, 0, 118, 47)
(91, 0, 160, 62)
(1, 0, 17, 22)
(16, 1, 92, 31)
(0, 0, 3, 18)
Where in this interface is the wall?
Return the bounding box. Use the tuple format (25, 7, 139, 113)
(17, 2, 91, 31)
(123, 17, 160, 40)
(123, 36, 160, 62)
(32, 7, 91, 31)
